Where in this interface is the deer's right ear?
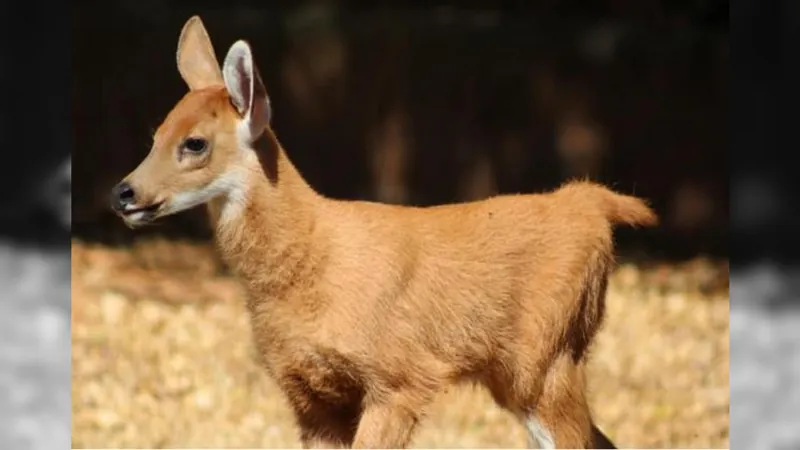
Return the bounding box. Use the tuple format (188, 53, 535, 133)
(223, 40, 272, 143)
(176, 16, 224, 90)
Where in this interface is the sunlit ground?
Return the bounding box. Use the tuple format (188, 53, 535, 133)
(71, 238, 729, 448)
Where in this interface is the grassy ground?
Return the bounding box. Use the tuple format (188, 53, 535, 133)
(71, 238, 729, 448)
(0, 239, 70, 450)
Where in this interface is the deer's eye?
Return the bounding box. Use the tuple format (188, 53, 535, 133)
(182, 137, 208, 153)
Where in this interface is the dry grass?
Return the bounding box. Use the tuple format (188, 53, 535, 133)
(71, 238, 729, 449)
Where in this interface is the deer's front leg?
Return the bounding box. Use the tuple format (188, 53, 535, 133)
(351, 400, 421, 449)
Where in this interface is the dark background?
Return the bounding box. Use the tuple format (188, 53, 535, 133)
(0, 0, 71, 244)
(72, 0, 728, 261)
(731, 0, 800, 266)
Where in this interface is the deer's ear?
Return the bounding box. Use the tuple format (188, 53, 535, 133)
(176, 16, 224, 90)
(222, 40, 272, 142)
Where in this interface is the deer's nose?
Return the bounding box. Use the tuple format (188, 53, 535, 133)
(110, 181, 136, 212)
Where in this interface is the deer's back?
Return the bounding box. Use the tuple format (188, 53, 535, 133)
(309, 191, 613, 354)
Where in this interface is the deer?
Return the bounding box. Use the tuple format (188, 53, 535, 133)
(109, 16, 657, 449)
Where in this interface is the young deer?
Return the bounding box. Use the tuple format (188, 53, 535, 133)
(110, 16, 657, 449)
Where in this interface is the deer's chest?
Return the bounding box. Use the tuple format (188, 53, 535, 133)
(248, 319, 358, 399)
(264, 341, 366, 419)
(244, 288, 366, 410)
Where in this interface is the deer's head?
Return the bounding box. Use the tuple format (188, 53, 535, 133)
(111, 16, 272, 228)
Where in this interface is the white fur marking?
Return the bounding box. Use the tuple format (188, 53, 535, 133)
(166, 169, 247, 224)
(236, 119, 253, 149)
(124, 211, 147, 224)
(525, 416, 555, 449)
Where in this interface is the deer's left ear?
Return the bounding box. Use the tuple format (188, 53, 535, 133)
(176, 16, 224, 90)
(222, 40, 272, 143)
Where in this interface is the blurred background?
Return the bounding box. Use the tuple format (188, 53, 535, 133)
(73, 0, 729, 259)
(71, 1, 730, 448)
(730, 0, 800, 449)
(0, 1, 71, 449)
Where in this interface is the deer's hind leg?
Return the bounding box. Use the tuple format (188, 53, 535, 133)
(485, 353, 594, 449)
(520, 394, 617, 449)
(520, 354, 593, 449)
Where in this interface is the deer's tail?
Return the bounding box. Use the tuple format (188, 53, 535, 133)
(600, 188, 659, 228)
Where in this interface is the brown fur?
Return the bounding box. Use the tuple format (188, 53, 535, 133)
(114, 17, 658, 449)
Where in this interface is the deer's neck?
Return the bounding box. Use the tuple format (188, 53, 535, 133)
(208, 130, 322, 306)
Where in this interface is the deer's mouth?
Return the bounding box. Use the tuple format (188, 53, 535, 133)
(119, 201, 164, 226)
(121, 201, 163, 216)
